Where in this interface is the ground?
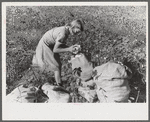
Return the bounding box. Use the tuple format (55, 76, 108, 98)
(6, 6, 146, 103)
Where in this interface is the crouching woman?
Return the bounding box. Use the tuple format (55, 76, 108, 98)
(32, 19, 84, 86)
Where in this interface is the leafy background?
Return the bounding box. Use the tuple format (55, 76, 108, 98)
(6, 6, 146, 102)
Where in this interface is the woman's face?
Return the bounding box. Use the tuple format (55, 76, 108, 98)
(71, 25, 81, 35)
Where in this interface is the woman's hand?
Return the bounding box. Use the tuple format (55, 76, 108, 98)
(69, 44, 80, 53)
(53, 42, 80, 53)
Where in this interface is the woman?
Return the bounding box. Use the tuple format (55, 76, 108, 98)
(32, 19, 84, 86)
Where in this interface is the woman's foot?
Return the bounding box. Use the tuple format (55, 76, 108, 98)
(57, 83, 63, 87)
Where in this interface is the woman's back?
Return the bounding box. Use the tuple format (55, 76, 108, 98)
(42, 26, 68, 48)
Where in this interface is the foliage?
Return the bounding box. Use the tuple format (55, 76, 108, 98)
(6, 6, 146, 102)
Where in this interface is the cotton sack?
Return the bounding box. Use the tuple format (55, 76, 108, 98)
(6, 85, 39, 103)
(70, 53, 93, 81)
(93, 61, 132, 103)
(41, 83, 71, 103)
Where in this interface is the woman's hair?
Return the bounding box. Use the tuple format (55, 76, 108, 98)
(66, 19, 84, 31)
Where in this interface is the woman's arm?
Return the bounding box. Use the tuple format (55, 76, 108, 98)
(53, 42, 71, 53)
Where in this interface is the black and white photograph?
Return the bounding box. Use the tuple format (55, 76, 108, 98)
(2, 2, 148, 120)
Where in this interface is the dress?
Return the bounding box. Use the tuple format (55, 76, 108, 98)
(32, 27, 68, 72)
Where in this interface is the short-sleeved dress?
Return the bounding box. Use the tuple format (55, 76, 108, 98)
(32, 26, 69, 72)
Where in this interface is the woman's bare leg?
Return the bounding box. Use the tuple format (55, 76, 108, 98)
(54, 54, 62, 85)
(54, 70, 61, 85)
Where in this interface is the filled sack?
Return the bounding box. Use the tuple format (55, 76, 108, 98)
(41, 83, 71, 103)
(93, 61, 132, 103)
(6, 85, 39, 103)
(78, 86, 98, 103)
(70, 53, 93, 81)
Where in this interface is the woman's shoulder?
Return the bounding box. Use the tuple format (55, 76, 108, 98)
(54, 26, 69, 36)
(56, 26, 67, 33)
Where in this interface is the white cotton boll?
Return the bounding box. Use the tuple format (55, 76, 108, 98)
(96, 54, 99, 57)
(104, 57, 107, 60)
(75, 54, 82, 58)
(72, 45, 81, 54)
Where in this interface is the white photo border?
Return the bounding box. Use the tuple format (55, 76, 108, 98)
(2, 2, 149, 120)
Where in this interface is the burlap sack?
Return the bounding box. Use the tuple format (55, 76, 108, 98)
(41, 83, 71, 103)
(93, 61, 132, 103)
(70, 53, 93, 81)
(6, 85, 39, 103)
(78, 86, 98, 103)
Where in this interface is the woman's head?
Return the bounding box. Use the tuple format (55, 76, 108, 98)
(68, 19, 84, 35)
